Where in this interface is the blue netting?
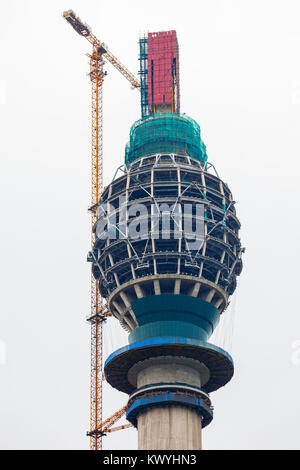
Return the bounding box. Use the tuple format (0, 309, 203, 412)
(125, 113, 208, 165)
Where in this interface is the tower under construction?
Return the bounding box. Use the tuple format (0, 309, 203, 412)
(91, 31, 243, 449)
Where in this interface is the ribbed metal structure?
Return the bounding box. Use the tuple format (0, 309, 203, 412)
(93, 153, 242, 332)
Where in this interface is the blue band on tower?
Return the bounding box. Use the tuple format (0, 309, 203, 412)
(126, 392, 213, 429)
(129, 294, 220, 344)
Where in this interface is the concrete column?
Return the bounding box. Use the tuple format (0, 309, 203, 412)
(130, 357, 207, 450)
(137, 361, 201, 388)
(138, 405, 202, 450)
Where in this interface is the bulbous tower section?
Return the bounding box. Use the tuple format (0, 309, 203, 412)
(91, 112, 243, 449)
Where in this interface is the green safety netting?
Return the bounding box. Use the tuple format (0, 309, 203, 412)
(125, 113, 208, 165)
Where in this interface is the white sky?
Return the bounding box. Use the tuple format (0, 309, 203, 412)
(0, 0, 299, 450)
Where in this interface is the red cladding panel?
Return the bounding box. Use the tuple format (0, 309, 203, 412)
(148, 30, 180, 112)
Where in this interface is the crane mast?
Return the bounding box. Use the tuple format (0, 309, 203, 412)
(63, 9, 140, 450)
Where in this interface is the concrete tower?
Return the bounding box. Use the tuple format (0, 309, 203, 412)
(92, 31, 243, 450)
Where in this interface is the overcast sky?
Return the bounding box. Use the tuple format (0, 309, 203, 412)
(0, 0, 299, 450)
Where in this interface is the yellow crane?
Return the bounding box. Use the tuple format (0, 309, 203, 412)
(62, 10, 140, 450)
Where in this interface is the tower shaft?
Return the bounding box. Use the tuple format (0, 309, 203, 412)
(138, 406, 202, 450)
(135, 358, 204, 449)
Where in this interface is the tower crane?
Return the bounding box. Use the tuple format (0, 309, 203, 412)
(62, 10, 140, 450)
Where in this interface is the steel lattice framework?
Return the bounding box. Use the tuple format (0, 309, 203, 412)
(63, 9, 139, 450)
